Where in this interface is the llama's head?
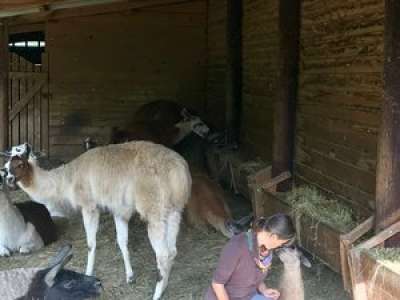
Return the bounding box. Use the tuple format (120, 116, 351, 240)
(225, 214, 255, 236)
(83, 137, 97, 151)
(4, 155, 32, 189)
(276, 246, 312, 268)
(179, 108, 210, 138)
(10, 143, 32, 158)
(22, 244, 102, 300)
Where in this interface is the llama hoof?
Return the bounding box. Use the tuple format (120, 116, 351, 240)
(126, 273, 135, 284)
(19, 247, 32, 255)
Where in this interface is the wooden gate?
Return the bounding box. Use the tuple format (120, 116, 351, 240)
(8, 52, 49, 155)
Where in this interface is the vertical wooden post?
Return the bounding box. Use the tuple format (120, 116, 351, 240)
(0, 20, 9, 152)
(376, 0, 400, 244)
(272, 0, 300, 191)
(225, 0, 242, 144)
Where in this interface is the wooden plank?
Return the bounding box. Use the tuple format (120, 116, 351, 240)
(225, 0, 242, 143)
(8, 23, 45, 34)
(296, 145, 376, 194)
(19, 56, 28, 144)
(11, 54, 19, 145)
(7, 0, 195, 24)
(41, 52, 49, 155)
(34, 78, 41, 151)
(34, 59, 42, 151)
(376, 0, 400, 244)
(340, 216, 375, 292)
(10, 72, 47, 80)
(27, 61, 35, 146)
(271, 0, 300, 191)
(262, 171, 291, 192)
(0, 22, 9, 152)
(356, 219, 400, 252)
(295, 163, 374, 216)
(9, 76, 45, 120)
(8, 62, 11, 147)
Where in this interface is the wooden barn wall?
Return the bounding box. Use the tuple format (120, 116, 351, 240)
(205, 0, 227, 129)
(240, 0, 279, 161)
(295, 0, 384, 214)
(47, 1, 207, 160)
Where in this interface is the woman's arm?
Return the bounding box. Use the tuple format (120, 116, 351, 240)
(212, 282, 230, 300)
(258, 282, 280, 300)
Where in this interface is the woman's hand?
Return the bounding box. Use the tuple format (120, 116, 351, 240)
(262, 288, 280, 300)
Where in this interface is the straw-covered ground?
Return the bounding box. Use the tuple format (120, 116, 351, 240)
(0, 189, 350, 300)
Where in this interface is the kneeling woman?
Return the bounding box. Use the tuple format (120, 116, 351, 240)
(204, 213, 295, 300)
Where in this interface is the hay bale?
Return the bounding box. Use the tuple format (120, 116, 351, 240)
(367, 248, 400, 274)
(286, 186, 356, 233)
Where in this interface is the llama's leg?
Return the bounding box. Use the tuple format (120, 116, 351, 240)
(19, 223, 44, 254)
(148, 220, 171, 300)
(114, 215, 134, 283)
(82, 209, 100, 276)
(166, 210, 182, 260)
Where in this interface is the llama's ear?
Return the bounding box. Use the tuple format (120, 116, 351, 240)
(44, 244, 73, 287)
(181, 108, 192, 120)
(300, 253, 312, 268)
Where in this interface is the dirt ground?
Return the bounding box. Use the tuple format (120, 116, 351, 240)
(0, 188, 351, 300)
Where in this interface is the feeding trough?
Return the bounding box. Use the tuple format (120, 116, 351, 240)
(348, 220, 400, 300)
(248, 167, 365, 275)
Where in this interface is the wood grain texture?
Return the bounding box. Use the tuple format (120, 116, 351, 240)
(295, 0, 384, 213)
(205, 0, 227, 129)
(45, 1, 207, 161)
(241, 0, 279, 161)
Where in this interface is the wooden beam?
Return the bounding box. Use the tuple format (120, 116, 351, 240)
(0, 0, 121, 17)
(376, 0, 400, 245)
(0, 1, 60, 10)
(339, 216, 374, 292)
(272, 0, 300, 191)
(6, 0, 194, 25)
(225, 0, 242, 144)
(0, 21, 8, 152)
(262, 171, 291, 192)
(356, 219, 400, 250)
(9, 72, 47, 80)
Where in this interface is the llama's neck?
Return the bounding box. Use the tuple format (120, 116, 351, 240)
(280, 263, 304, 300)
(18, 162, 72, 216)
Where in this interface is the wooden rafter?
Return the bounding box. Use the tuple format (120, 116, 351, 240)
(0, 0, 192, 19)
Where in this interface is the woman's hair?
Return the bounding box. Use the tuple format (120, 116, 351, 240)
(253, 213, 296, 241)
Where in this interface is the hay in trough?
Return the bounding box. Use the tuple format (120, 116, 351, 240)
(367, 248, 400, 274)
(285, 186, 356, 233)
